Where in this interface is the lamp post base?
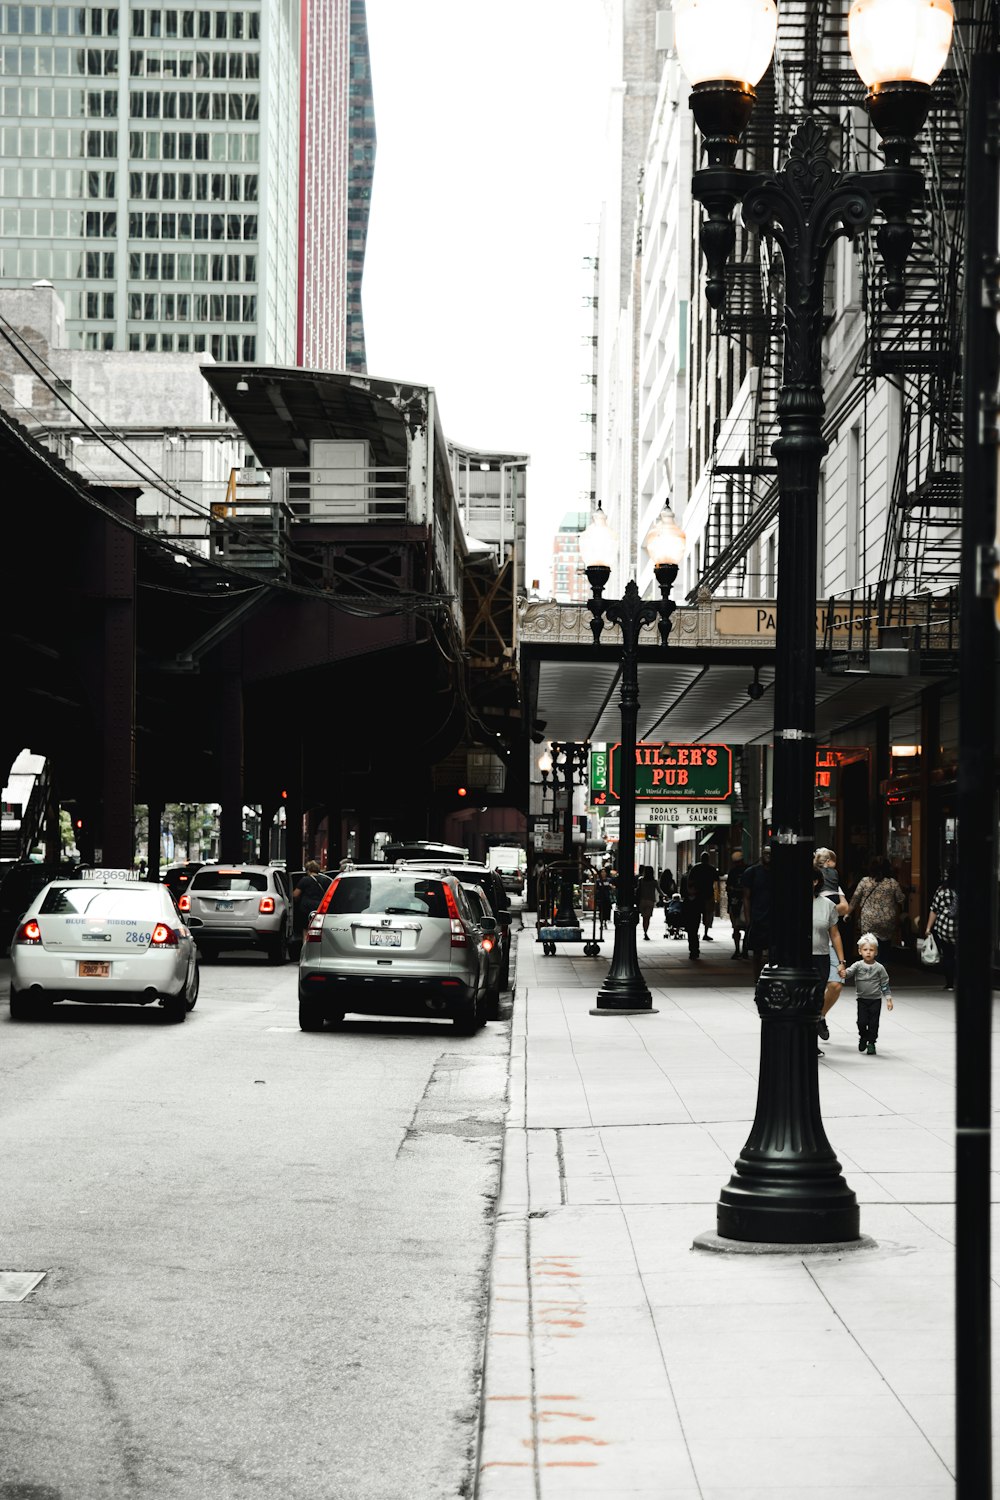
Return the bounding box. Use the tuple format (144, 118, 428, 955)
(590, 906, 657, 1013)
(716, 963, 860, 1245)
(589, 1004, 659, 1017)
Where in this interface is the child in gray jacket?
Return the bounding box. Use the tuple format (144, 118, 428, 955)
(838, 931, 894, 1055)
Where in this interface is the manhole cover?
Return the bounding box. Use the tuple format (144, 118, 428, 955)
(0, 1272, 45, 1302)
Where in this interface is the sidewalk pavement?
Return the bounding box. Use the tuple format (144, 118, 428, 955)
(477, 913, 997, 1498)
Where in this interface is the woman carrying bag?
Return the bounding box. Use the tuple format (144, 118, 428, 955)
(847, 857, 905, 964)
(924, 865, 958, 990)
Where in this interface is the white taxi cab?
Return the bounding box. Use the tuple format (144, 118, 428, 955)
(8, 869, 199, 1023)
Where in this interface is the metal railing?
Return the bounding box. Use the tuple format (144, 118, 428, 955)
(281, 464, 409, 522)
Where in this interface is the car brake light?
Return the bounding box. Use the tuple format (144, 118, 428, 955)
(315, 877, 340, 915)
(259, 896, 275, 914)
(15, 920, 41, 945)
(442, 884, 468, 947)
(304, 912, 325, 943)
(177, 894, 190, 912)
(151, 923, 179, 947)
(481, 935, 495, 953)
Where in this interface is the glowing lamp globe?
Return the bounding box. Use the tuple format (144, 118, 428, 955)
(644, 505, 687, 569)
(577, 507, 616, 570)
(848, 0, 954, 88)
(672, 0, 778, 88)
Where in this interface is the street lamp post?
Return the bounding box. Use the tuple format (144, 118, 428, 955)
(550, 740, 589, 927)
(579, 502, 686, 1014)
(676, 0, 954, 1242)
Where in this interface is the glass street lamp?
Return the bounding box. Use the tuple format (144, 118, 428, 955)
(580, 503, 685, 1013)
(678, 0, 952, 1245)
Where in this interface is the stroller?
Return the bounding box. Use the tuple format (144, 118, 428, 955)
(664, 894, 684, 940)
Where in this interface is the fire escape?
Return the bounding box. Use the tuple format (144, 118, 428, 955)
(695, 1, 996, 613)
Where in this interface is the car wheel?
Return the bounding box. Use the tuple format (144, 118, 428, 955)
(9, 988, 35, 1021)
(198, 944, 216, 963)
(453, 994, 482, 1035)
(299, 999, 325, 1032)
(266, 930, 289, 965)
(185, 965, 200, 1011)
(325, 1008, 346, 1029)
(162, 993, 187, 1024)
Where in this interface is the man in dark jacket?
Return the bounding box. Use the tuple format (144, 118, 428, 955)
(688, 850, 720, 942)
(292, 861, 331, 936)
(678, 867, 703, 960)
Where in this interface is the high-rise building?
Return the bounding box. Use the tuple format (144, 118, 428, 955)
(551, 511, 588, 602)
(296, 0, 374, 371)
(0, 2, 370, 371)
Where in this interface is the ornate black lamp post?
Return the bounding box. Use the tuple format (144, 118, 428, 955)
(548, 740, 590, 926)
(676, 0, 954, 1242)
(578, 502, 686, 1014)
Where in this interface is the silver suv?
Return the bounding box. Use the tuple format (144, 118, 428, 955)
(297, 864, 492, 1033)
(179, 864, 293, 963)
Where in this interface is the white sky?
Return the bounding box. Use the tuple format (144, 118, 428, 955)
(361, 0, 608, 588)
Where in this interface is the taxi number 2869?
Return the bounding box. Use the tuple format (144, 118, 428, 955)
(125, 931, 152, 944)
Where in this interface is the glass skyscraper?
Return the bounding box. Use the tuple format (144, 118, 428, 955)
(0, 2, 303, 363)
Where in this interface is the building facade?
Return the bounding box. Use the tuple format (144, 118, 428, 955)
(587, 6, 994, 940)
(0, 1, 370, 373)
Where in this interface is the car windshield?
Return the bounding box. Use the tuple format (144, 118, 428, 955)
(39, 886, 162, 919)
(191, 871, 267, 892)
(329, 875, 450, 919)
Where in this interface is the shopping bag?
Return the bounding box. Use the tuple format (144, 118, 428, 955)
(920, 931, 941, 966)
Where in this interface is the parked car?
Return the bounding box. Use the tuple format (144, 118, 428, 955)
(1, 860, 78, 949)
(490, 846, 527, 895)
(161, 862, 204, 902)
(178, 864, 293, 963)
(398, 858, 513, 989)
(459, 880, 503, 1018)
(297, 864, 492, 1033)
(8, 873, 198, 1022)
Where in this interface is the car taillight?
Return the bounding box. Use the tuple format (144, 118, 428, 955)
(150, 923, 179, 947)
(15, 920, 41, 945)
(259, 896, 275, 914)
(481, 935, 495, 953)
(177, 894, 190, 912)
(442, 884, 468, 947)
(304, 912, 325, 943)
(315, 877, 340, 915)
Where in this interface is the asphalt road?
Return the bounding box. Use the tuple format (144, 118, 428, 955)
(0, 943, 514, 1500)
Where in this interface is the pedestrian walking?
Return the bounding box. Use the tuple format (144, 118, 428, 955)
(924, 864, 958, 990)
(839, 931, 894, 1055)
(724, 848, 748, 958)
(814, 846, 849, 1039)
(637, 864, 658, 940)
(812, 866, 846, 1055)
(741, 847, 772, 979)
(847, 857, 905, 963)
(292, 860, 332, 938)
(594, 865, 614, 932)
(688, 850, 720, 942)
(678, 866, 702, 960)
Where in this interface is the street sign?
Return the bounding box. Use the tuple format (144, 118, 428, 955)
(608, 742, 733, 802)
(590, 748, 608, 798)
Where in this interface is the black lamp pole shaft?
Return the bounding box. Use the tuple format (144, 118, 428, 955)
(955, 51, 997, 1500)
(552, 742, 581, 927)
(692, 117, 924, 1242)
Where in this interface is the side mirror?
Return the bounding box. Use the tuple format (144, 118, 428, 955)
(480, 916, 497, 933)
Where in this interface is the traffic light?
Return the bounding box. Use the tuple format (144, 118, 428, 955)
(456, 787, 468, 798)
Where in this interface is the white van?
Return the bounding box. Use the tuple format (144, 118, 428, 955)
(490, 846, 527, 894)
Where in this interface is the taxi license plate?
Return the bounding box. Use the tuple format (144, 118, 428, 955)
(370, 930, 401, 947)
(216, 900, 234, 911)
(78, 961, 111, 978)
